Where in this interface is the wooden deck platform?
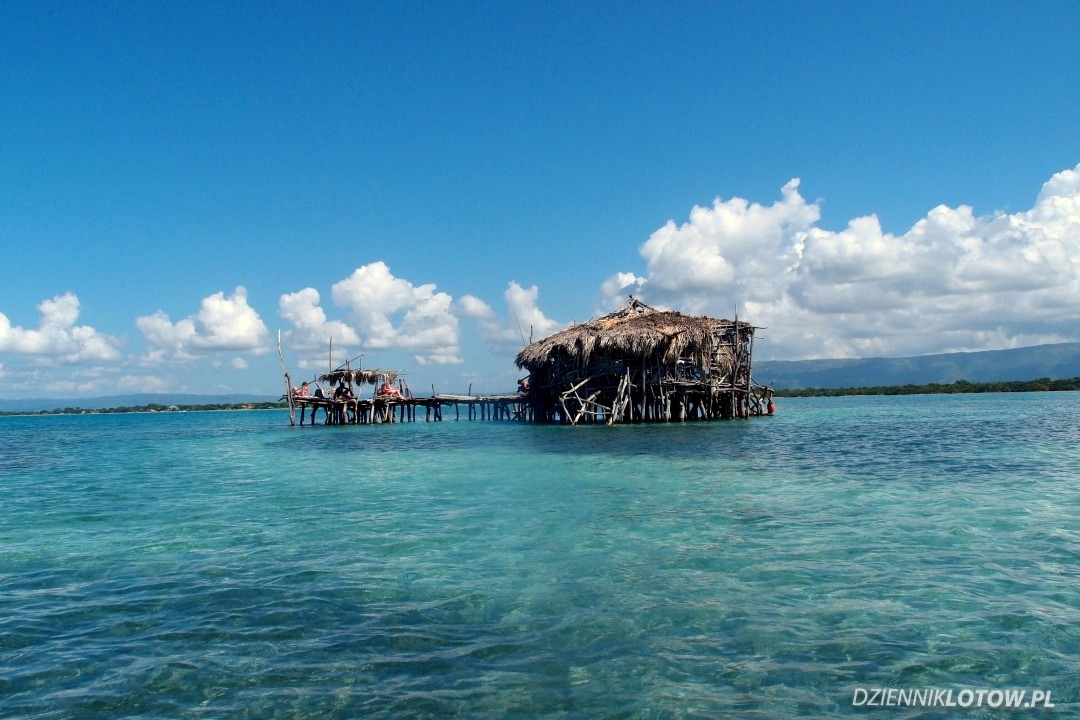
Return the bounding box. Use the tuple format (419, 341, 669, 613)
(288, 393, 528, 426)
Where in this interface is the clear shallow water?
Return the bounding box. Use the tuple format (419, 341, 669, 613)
(2, 393, 1079, 718)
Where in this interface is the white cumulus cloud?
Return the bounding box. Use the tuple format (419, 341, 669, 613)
(329, 261, 463, 365)
(602, 164, 1080, 359)
(136, 287, 270, 363)
(455, 294, 497, 321)
(466, 282, 565, 350)
(504, 282, 563, 344)
(279, 287, 360, 351)
(281, 266, 565, 368)
(0, 293, 122, 363)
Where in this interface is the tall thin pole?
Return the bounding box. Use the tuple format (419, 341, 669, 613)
(277, 330, 295, 426)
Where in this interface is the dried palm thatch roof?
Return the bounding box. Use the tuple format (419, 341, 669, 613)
(354, 369, 399, 386)
(515, 298, 751, 370)
(318, 369, 399, 385)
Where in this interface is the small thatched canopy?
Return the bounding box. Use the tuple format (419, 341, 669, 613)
(317, 369, 398, 386)
(516, 297, 751, 372)
(354, 369, 399, 386)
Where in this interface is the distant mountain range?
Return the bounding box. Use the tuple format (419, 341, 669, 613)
(0, 393, 279, 413)
(755, 342, 1080, 389)
(2, 343, 1080, 411)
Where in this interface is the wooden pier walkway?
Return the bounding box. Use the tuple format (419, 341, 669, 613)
(289, 393, 528, 426)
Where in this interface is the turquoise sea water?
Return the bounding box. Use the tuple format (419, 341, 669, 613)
(2, 393, 1079, 718)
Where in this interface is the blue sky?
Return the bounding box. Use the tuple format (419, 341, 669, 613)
(2, 1, 1079, 398)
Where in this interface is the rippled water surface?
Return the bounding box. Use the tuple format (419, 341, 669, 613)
(3, 393, 1080, 718)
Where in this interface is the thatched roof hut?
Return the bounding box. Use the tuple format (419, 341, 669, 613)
(516, 297, 748, 374)
(515, 297, 770, 424)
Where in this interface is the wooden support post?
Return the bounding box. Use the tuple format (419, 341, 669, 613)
(284, 374, 295, 426)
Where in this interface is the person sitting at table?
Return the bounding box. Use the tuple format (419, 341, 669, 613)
(334, 380, 355, 424)
(292, 381, 313, 425)
(312, 385, 329, 424)
(378, 381, 402, 398)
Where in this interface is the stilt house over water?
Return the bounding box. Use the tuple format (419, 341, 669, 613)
(514, 297, 774, 424)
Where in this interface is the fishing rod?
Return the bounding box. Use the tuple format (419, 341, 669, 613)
(513, 312, 527, 347)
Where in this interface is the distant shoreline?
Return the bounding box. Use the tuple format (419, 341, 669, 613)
(0, 402, 289, 417)
(772, 378, 1080, 398)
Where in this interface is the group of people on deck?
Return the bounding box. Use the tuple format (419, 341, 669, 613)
(290, 378, 404, 425)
